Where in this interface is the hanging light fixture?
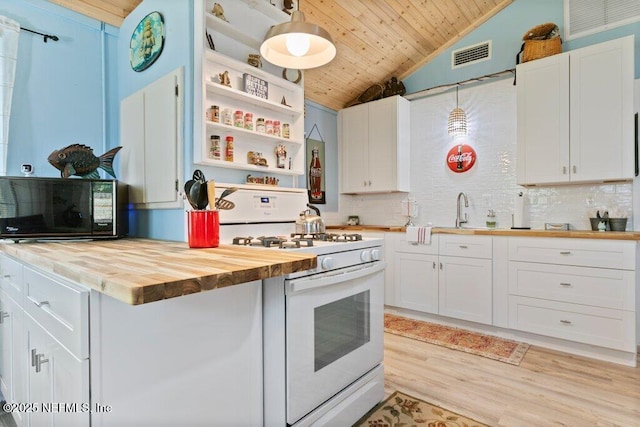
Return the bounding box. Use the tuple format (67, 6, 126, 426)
(447, 85, 467, 137)
(260, 3, 336, 70)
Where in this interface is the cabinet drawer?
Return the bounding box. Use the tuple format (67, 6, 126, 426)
(508, 262, 635, 311)
(0, 254, 24, 304)
(439, 235, 491, 259)
(23, 267, 89, 360)
(508, 237, 635, 269)
(508, 296, 635, 351)
(395, 234, 438, 255)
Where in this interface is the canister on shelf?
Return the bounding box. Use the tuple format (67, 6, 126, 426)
(256, 117, 266, 133)
(282, 123, 290, 139)
(244, 112, 253, 130)
(225, 136, 234, 162)
(234, 110, 244, 128)
(273, 120, 281, 137)
(210, 105, 219, 123)
(209, 135, 221, 160)
(222, 108, 233, 126)
(265, 119, 274, 135)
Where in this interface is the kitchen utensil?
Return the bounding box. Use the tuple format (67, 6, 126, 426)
(215, 187, 238, 210)
(184, 180, 198, 210)
(190, 180, 208, 210)
(192, 169, 205, 182)
(206, 180, 216, 210)
(296, 203, 325, 234)
(215, 199, 235, 210)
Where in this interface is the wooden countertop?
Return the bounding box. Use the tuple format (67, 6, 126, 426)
(327, 225, 640, 240)
(0, 238, 316, 305)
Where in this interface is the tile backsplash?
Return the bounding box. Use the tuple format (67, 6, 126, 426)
(338, 78, 634, 231)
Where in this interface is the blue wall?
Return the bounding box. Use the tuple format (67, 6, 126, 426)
(2, 0, 118, 178)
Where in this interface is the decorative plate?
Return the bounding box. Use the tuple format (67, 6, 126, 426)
(130, 11, 165, 72)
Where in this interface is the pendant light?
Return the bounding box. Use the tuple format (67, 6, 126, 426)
(447, 86, 467, 137)
(260, 2, 336, 70)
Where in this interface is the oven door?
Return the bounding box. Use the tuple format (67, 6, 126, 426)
(285, 261, 385, 424)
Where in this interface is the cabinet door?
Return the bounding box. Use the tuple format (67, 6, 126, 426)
(393, 252, 438, 314)
(569, 36, 634, 182)
(439, 256, 492, 325)
(516, 53, 570, 185)
(340, 103, 369, 193)
(0, 291, 25, 413)
(26, 316, 90, 427)
(368, 96, 400, 192)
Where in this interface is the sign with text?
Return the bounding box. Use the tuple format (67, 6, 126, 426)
(446, 144, 476, 173)
(243, 73, 268, 99)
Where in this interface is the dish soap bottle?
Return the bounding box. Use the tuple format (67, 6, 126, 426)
(486, 209, 496, 228)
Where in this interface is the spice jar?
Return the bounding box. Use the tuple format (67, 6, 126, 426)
(222, 108, 233, 126)
(273, 120, 281, 137)
(225, 136, 234, 162)
(244, 112, 253, 130)
(209, 135, 221, 160)
(210, 105, 219, 123)
(265, 119, 274, 135)
(256, 117, 266, 133)
(234, 110, 244, 128)
(282, 123, 290, 139)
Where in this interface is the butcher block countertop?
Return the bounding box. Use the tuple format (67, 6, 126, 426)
(0, 238, 316, 305)
(327, 225, 640, 240)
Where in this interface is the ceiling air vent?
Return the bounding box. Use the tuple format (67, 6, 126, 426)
(451, 41, 491, 69)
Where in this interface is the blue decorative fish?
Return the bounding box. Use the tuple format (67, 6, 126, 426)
(48, 144, 122, 179)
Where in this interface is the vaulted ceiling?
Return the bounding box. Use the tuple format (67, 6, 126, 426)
(49, 0, 513, 111)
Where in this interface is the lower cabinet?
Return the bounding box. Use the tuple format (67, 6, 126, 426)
(25, 315, 90, 427)
(394, 252, 438, 314)
(0, 290, 26, 427)
(439, 256, 492, 324)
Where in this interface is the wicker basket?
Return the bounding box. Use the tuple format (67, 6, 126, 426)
(522, 37, 562, 62)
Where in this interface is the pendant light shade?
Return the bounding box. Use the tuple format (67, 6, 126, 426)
(260, 10, 336, 70)
(447, 86, 467, 137)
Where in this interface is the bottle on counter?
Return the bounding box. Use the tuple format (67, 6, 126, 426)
(225, 136, 234, 162)
(486, 209, 496, 228)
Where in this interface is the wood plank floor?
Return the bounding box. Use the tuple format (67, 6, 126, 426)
(383, 332, 640, 426)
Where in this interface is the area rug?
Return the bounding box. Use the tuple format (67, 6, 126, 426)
(353, 390, 489, 427)
(384, 313, 529, 365)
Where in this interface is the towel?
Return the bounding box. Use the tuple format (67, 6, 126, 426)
(406, 226, 432, 244)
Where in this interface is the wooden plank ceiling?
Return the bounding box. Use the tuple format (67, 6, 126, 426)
(49, 0, 513, 111)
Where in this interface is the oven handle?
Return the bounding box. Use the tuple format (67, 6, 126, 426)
(286, 261, 386, 294)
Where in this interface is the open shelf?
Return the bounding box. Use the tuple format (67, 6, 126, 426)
(206, 81, 302, 117)
(206, 121, 303, 145)
(195, 158, 304, 176)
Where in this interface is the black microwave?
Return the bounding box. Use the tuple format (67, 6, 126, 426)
(0, 177, 128, 241)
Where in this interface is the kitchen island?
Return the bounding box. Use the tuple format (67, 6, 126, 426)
(0, 238, 316, 426)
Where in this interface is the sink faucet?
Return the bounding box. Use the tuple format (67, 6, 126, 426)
(455, 192, 469, 228)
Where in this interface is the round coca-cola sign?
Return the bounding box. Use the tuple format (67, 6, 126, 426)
(446, 144, 476, 173)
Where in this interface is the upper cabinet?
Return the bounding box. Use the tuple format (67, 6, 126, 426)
(516, 35, 635, 186)
(193, 0, 305, 182)
(339, 95, 410, 194)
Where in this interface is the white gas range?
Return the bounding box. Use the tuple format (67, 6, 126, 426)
(217, 183, 385, 426)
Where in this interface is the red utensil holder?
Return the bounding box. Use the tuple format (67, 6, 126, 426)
(187, 210, 219, 248)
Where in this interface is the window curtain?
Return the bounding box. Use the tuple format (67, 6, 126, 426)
(0, 16, 19, 176)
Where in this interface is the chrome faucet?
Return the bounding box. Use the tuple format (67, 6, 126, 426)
(455, 192, 469, 228)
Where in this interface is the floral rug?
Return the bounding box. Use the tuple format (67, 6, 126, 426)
(384, 313, 529, 365)
(353, 391, 489, 427)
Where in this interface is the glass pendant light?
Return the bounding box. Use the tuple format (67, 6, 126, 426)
(260, 4, 336, 70)
(447, 86, 467, 137)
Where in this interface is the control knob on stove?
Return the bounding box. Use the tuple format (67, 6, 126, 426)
(371, 249, 380, 260)
(360, 250, 372, 262)
(320, 256, 333, 270)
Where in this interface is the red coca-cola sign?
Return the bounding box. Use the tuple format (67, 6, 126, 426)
(446, 144, 476, 173)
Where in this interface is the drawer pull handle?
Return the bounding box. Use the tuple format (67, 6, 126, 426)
(459, 245, 468, 249)
(559, 251, 571, 255)
(2, 274, 10, 279)
(432, 262, 436, 269)
(34, 300, 50, 308)
(33, 351, 49, 373)
(560, 319, 572, 324)
(439, 262, 443, 270)
(31, 348, 37, 367)
(0, 311, 8, 323)
(559, 283, 572, 287)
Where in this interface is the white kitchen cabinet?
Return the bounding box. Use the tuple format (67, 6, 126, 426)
(516, 35, 634, 185)
(25, 314, 90, 427)
(120, 67, 184, 209)
(508, 237, 637, 353)
(339, 96, 410, 194)
(193, 0, 305, 182)
(393, 235, 439, 314)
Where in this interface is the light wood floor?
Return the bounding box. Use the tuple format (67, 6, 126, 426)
(383, 332, 640, 426)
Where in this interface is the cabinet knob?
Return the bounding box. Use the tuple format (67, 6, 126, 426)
(559, 282, 572, 287)
(559, 251, 571, 255)
(562, 166, 567, 174)
(459, 245, 468, 249)
(439, 262, 443, 270)
(432, 261, 436, 269)
(573, 165, 577, 173)
(34, 300, 50, 308)
(0, 311, 9, 324)
(560, 319, 572, 325)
